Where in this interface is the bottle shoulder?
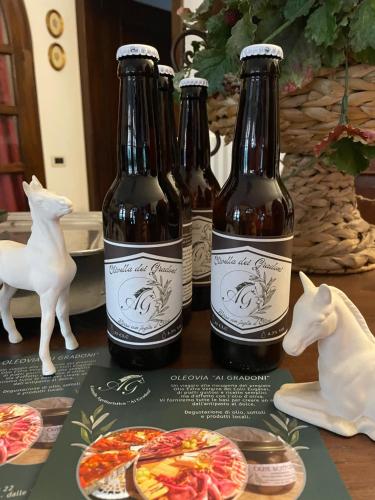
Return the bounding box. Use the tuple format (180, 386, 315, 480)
(213, 175, 294, 237)
(103, 175, 168, 209)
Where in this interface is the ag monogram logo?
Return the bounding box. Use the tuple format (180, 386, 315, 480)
(90, 374, 151, 406)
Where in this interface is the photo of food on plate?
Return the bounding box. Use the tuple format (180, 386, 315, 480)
(217, 427, 306, 499)
(11, 397, 75, 466)
(134, 427, 248, 500)
(77, 427, 164, 499)
(0, 403, 42, 465)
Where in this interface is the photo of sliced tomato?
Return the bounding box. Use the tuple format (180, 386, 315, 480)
(134, 428, 248, 500)
(77, 427, 164, 499)
(0, 403, 42, 465)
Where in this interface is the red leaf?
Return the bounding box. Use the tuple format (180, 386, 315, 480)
(314, 124, 375, 157)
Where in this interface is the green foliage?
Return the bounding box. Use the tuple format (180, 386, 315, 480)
(179, 0, 375, 94)
(226, 12, 257, 60)
(283, 0, 315, 22)
(305, 0, 341, 47)
(324, 138, 375, 174)
(193, 48, 237, 93)
(349, 0, 375, 52)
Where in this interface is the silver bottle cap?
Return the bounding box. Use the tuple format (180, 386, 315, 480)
(158, 65, 175, 77)
(116, 44, 159, 61)
(240, 44, 283, 61)
(179, 77, 208, 88)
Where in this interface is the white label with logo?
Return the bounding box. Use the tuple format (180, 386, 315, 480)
(248, 461, 296, 487)
(211, 230, 293, 343)
(39, 425, 62, 444)
(183, 222, 192, 306)
(192, 209, 212, 285)
(104, 238, 182, 348)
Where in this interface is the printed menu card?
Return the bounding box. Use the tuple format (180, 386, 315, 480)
(29, 366, 349, 500)
(0, 347, 110, 499)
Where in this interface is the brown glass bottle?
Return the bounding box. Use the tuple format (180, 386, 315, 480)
(211, 44, 294, 373)
(178, 78, 220, 311)
(102, 44, 182, 370)
(158, 65, 192, 324)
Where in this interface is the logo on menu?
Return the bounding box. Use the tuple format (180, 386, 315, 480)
(90, 375, 151, 406)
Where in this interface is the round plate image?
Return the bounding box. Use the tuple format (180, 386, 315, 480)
(12, 397, 75, 466)
(0, 403, 42, 465)
(217, 427, 306, 499)
(134, 427, 248, 500)
(77, 427, 165, 499)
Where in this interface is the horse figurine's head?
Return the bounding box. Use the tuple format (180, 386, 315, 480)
(283, 272, 338, 356)
(23, 176, 73, 220)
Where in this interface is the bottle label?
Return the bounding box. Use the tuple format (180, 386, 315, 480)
(104, 238, 183, 348)
(182, 222, 193, 307)
(211, 230, 293, 343)
(192, 209, 212, 286)
(248, 461, 296, 487)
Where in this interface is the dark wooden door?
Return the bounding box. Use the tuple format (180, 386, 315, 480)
(77, 0, 172, 210)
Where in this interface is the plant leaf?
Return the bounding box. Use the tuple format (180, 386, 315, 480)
(349, 0, 375, 53)
(80, 411, 91, 427)
(92, 413, 110, 430)
(283, 0, 315, 22)
(270, 413, 289, 431)
(325, 138, 375, 175)
(305, 0, 341, 47)
(192, 48, 237, 94)
(226, 12, 256, 60)
(71, 421, 92, 433)
(207, 12, 232, 50)
(290, 430, 300, 445)
(80, 427, 91, 445)
(93, 405, 104, 419)
(99, 419, 118, 435)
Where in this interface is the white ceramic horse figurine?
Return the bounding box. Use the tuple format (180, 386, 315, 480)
(0, 176, 79, 376)
(274, 272, 375, 440)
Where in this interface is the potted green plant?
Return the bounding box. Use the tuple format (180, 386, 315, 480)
(178, 0, 375, 274)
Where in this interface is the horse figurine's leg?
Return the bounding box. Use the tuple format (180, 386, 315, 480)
(56, 286, 78, 351)
(39, 292, 59, 376)
(274, 382, 360, 437)
(0, 283, 23, 344)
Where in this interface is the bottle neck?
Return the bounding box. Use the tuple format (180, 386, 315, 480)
(179, 86, 210, 172)
(232, 57, 280, 178)
(159, 75, 178, 175)
(117, 58, 159, 176)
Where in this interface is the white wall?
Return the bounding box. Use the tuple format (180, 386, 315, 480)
(24, 0, 89, 211)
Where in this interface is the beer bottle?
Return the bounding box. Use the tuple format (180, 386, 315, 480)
(211, 44, 294, 373)
(158, 65, 192, 324)
(178, 78, 220, 311)
(102, 44, 182, 370)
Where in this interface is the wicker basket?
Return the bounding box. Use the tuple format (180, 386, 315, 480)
(207, 65, 375, 274)
(207, 64, 375, 153)
(283, 154, 375, 274)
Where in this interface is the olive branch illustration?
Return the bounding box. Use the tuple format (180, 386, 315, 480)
(263, 410, 310, 451)
(233, 268, 277, 325)
(71, 404, 117, 449)
(192, 223, 211, 268)
(146, 272, 172, 322)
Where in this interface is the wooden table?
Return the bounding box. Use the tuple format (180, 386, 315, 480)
(1, 271, 374, 499)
